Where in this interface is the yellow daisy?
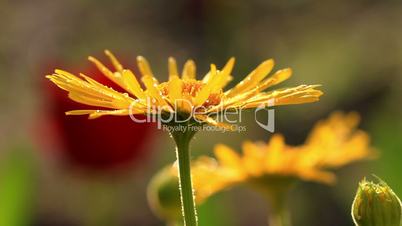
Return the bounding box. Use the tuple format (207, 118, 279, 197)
(46, 50, 323, 127)
(46, 50, 324, 226)
(191, 112, 376, 202)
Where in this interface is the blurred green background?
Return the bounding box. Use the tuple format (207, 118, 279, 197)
(0, 0, 401, 225)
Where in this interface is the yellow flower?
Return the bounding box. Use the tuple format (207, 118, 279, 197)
(46, 50, 322, 127)
(190, 112, 376, 202)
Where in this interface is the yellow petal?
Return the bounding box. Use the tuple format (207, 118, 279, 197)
(214, 144, 242, 169)
(221, 57, 235, 77)
(182, 59, 196, 80)
(53, 69, 83, 82)
(269, 68, 292, 86)
(210, 57, 235, 92)
(167, 77, 183, 102)
(88, 53, 145, 98)
(226, 59, 274, 97)
(78, 73, 129, 100)
(137, 56, 155, 78)
(88, 56, 120, 85)
(242, 141, 264, 176)
(68, 93, 115, 109)
(299, 170, 336, 185)
(142, 75, 169, 108)
(168, 57, 179, 80)
(265, 134, 286, 172)
(66, 109, 141, 119)
(257, 68, 292, 91)
(241, 85, 323, 109)
(121, 70, 146, 99)
(104, 50, 124, 72)
(65, 110, 98, 115)
(49, 71, 130, 103)
(193, 64, 216, 106)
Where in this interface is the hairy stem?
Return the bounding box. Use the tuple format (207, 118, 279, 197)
(171, 128, 198, 226)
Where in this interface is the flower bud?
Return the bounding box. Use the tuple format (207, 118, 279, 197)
(147, 166, 182, 225)
(352, 177, 402, 226)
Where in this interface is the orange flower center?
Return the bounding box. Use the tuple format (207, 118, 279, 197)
(161, 81, 222, 109)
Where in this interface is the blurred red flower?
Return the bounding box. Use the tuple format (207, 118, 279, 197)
(38, 60, 156, 172)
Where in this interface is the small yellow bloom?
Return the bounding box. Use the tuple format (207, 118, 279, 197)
(46, 50, 322, 127)
(191, 112, 376, 202)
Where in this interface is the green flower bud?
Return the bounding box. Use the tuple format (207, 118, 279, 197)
(352, 177, 402, 226)
(147, 166, 183, 226)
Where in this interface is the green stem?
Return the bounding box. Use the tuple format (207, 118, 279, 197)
(267, 192, 291, 226)
(171, 128, 198, 226)
(250, 176, 293, 226)
(249, 176, 293, 226)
